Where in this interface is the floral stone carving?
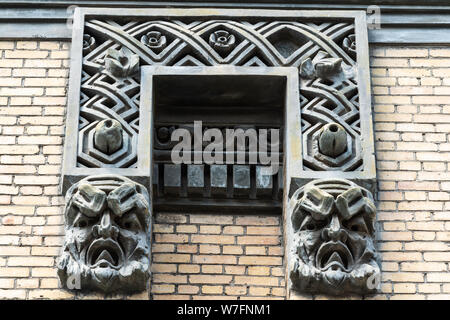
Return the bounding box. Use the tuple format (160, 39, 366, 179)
(209, 30, 236, 54)
(289, 179, 380, 295)
(57, 175, 152, 293)
(141, 31, 167, 51)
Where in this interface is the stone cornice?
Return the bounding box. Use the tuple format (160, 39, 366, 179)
(1, 2, 450, 43)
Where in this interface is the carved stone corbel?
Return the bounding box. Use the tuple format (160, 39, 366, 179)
(57, 175, 152, 293)
(289, 179, 380, 295)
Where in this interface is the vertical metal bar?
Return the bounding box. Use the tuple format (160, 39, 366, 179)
(180, 163, 187, 197)
(157, 163, 164, 197)
(226, 164, 233, 199)
(204, 164, 211, 198)
(272, 171, 279, 200)
(250, 164, 256, 199)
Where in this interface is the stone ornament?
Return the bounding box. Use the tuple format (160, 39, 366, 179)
(318, 123, 348, 157)
(65, 14, 373, 180)
(63, 9, 376, 296)
(105, 47, 139, 78)
(289, 179, 380, 295)
(57, 175, 152, 293)
(300, 50, 345, 81)
(209, 30, 236, 54)
(70, 18, 366, 173)
(94, 119, 123, 155)
(82, 34, 96, 55)
(141, 31, 167, 51)
(343, 34, 357, 59)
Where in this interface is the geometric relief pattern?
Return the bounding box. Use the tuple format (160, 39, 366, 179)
(79, 19, 360, 171)
(301, 76, 362, 171)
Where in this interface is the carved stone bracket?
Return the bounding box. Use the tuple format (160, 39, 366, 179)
(57, 175, 152, 293)
(288, 179, 380, 295)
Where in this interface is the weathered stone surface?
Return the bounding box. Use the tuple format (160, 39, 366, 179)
(288, 179, 380, 295)
(94, 119, 123, 155)
(318, 123, 348, 157)
(57, 175, 151, 293)
(104, 47, 139, 78)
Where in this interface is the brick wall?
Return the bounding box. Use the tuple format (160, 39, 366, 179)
(371, 47, 450, 300)
(151, 213, 284, 299)
(0, 41, 69, 299)
(0, 40, 449, 299)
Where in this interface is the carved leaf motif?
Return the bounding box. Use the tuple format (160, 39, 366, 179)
(104, 47, 139, 78)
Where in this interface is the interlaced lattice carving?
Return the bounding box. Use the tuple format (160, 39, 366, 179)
(79, 19, 359, 171)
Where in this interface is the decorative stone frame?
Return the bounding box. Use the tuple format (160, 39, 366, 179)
(62, 8, 375, 192)
(141, 65, 301, 213)
(61, 7, 378, 296)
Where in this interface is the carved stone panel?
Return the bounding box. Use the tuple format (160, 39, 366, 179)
(63, 8, 375, 194)
(57, 175, 152, 293)
(288, 179, 380, 295)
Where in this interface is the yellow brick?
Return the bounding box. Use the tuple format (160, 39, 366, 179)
(201, 265, 223, 274)
(199, 244, 220, 254)
(200, 225, 221, 234)
(155, 234, 188, 243)
(224, 266, 246, 275)
(234, 276, 279, 286)
(393, 283, 416, 294)
(248, 266, 270, 276)
(178, 264, 200, 274)
(202, 285, 223, 294)
(223, 226, 244, 234)
(151, 284, 175, 294)
(153, 274, 187, 284)
(401, 262, 446, 272)
(153, 254, 191, 263)
(236, 216, 279, 226)
(40, 278, 60, 289)
(189, 275, 232, 284)
(178, 285, 199, 294)
(237, 236, 280, 245)
(222, 245, 243, 255)
(175, 225, 197, 233)
(16, 278, 39, 289)
(418, 283, 441, 293)
(191, 235, 234, 244)
(249, 287, 270, 296)
(246, 226, 280, 235)
(177, 244, 197, 253)
(224, 286, 247, 295)
(193, 255, 236, 265)
(29, 289, 74, 299)
(151, 263, 177, 273)
(0, 289, 26, 299)
(238, 256, 282, 266)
